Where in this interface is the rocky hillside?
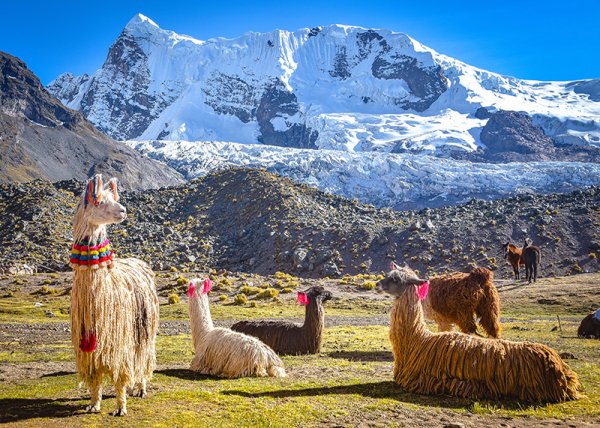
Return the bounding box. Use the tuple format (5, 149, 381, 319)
(1, 168, 598, 280)
(0, 50, 183, 189)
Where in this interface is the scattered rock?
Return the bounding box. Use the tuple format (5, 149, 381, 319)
(559, 352, 576, 360)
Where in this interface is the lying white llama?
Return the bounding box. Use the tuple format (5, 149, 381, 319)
(188, 278, 286, 378)
(70, 175, 159, 416)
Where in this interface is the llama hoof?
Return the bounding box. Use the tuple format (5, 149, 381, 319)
(135, 389, 147, 398)
(85, 404, 101, 413)
(113, 407, 127, 417)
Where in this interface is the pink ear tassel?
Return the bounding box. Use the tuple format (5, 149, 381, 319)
(202, 278, 212, 294)
(187, 281, 195, 298)
(297, 292, 309, 305)
(417, 281, 429, 301)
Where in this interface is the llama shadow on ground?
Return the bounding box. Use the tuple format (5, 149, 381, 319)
(328, 350, 394, 362)
(223, 381, 536, 411)
(496, 282, 527, 293)
(155, 368, 216, 381)
(41, 370, 77, 378)
(223, 381, 468, 409)
(0, 398, 82, 423)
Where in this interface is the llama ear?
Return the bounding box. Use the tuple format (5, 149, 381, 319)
(107, 178, 119, 202)
(297, 292, 309, 305)
(187, 281, 195, 298)
(417, 281, 429, 301)
(389, 261, 399, 271)
(202, 278, 212, 294)
(84, 174, 103, 207)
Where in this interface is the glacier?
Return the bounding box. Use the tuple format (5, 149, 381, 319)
(125, 139, 600, 209)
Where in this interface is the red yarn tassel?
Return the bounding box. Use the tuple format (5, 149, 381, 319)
(80, 332, 97, 352)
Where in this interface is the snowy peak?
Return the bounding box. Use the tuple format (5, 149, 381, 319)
(125, 13, 160, 32)
(47, 15, 600, 152)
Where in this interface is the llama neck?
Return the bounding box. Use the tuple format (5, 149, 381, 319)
(189, 294, 214, 346)
(303, 299, 324, 332)
(390, 287, 428, 342)
(70, 227, 114, 271)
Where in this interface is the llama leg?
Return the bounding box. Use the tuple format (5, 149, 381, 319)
(456, 317, 479, 336)
(533, 264, 538, 282)
(85, 375, 103, 412)
(113, 379, 128, 416)
(133, 378, 147, 398)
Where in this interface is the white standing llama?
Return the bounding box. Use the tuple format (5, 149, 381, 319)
(188, 278, 286, 378)
(70, 174, 159, 416)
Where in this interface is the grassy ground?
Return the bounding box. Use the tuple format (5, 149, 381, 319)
(0, 272, 599, 427)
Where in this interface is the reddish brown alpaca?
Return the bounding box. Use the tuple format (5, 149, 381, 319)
(503, 242, 525, 280)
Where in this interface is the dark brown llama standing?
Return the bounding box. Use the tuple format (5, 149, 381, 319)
(522, 239, 541, 283)
(231, 286, 332, 355)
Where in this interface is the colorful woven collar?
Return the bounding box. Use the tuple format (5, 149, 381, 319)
(70, 236, 114, 270)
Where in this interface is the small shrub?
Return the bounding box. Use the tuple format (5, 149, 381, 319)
(176, 275, 189, 287)
(40, 285, 56, 295)
(281, 287, 293, 294)
(249, 301, 258, 308)
(219, 294, 228, 302)
(240, 285, 260, 295)
(168, 293, 180, 305)
(360, 281, 377, 290)
(590, 253, 597, 259)
(233, 293, 248, 305)
(257, 288, 279, 299)
(170, 266, 178, 273)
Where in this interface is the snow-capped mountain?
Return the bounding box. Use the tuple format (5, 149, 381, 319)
(48, 14, 600, 155)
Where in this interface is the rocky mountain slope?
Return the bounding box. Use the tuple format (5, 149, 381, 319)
(48, 14, 599, 158)
(0, 50, 183, 189)
(1, 168, 598, 279)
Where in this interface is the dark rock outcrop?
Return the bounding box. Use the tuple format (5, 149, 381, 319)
(567, 79, 600, 102)
(256, 80, 318, 149)
(480, 110, 557, 161)
(0, 50, 183, 189)
(78, 31, 175, 140)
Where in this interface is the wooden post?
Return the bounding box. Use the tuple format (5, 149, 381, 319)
(557, 315, 563, 333)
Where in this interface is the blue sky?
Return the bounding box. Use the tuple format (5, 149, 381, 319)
(1, 0, 598, 84)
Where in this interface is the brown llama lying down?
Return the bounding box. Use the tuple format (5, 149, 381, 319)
(577, 310, 600, 338)
(377, 265, 581, 403)
(231, 286, 332, 355)
(405, 262, 502, 338)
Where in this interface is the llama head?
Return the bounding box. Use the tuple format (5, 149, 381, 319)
(377, 264, 428, 299)
(298, 286, 332, 305)
(501, 242, 510, 259)
(188, 278, 212, 299)
(73, 175, 126, 237)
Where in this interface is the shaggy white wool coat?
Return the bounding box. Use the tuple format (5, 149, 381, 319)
(188, 282, 286, 378)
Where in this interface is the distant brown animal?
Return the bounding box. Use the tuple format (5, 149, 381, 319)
(521, 240, 541, 283)
(231, 286, 332, 355)
(577, 310, 600, 338)
(502, 242, 524, 280)
(419, 264, 501, 338)
(377, 264, 581, 403)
